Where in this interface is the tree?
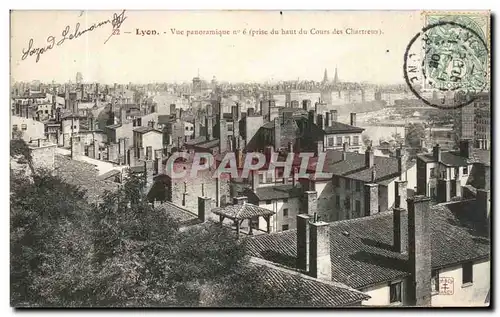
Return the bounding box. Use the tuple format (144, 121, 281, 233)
(405, 123, 426, 150)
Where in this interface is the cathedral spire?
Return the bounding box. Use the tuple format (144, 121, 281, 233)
(333, 67, 339, 85)
(323, 68, 328, 83)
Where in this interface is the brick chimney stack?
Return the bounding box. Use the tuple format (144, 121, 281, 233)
(273, 117, 281, 150)
(325, 112, 331, 128)
(396, 145, 407, 181)
(459, 139, 473, 159)
(198, 196, 213, 222)
(364, 182, 379, 216)
(303, 191, 318, 215)
(331, 110, 338, 122)
(393, 207, 408, 254)
(205, 104, 213, 141)
(407, 195, 432, 307)
(297, 214, 311, 271)
(395, 180, 408, 210)
(350, 113, 357, 126)
(218, 118, 228, 153)
(309, 217, 332, 281)
(433, 144, 441, 162)
(365, 144, 374, 168)
(342, 142, 349, 160)
(316, 114, 324, 130)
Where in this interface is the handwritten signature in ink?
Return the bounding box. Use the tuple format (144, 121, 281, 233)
(21, 10, 128, 63)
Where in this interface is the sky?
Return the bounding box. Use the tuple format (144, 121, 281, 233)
(10, 10, 426, 84)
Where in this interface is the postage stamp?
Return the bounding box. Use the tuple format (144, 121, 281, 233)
(404, 12, 490, 110)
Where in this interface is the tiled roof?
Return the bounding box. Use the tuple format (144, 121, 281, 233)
(323, 122, 364, 134)
(418, 149, 490, 167)
(311, 150, 415, 185)
(212, 203, 275, 220)
(97, 169, 121, 181)
(248, 257, 370, 306)
(158, 201, 199, 224)
(245, 200, 489, 289)
(54, 154, 119, 202)
(158, 114, 176, 124)
(134, 126, 162, 134)
(250, 184, 303, 201)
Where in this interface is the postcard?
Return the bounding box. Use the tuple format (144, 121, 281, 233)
(10, 10, 491, 308)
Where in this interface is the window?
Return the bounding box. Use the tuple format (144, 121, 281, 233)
(462, 262, 473, 284)
(12, 124, 18, 131)
(335, 195, 340, 208)
(344, 136, 351, 145)
(21, 124, 27, 131)
(344, 196, 351, 210)
(353, 136, 360, 146)
(333, 176, 340, 187)
(345, 178, 350, 190)
(283, 198, 288, 203)
(431, 270, 439, 293)
(389, 281, 402, 303)
(462, 167, 468, 175)
(430, 168, 435, 178)
(265, 200, 272, 205)
(228, 123, 233, 131)
(336, 136, 342, 146)
(328, 137, 334, 147)
(283, 208, 289, 217)
(355, 200, 361, 217)
(355, 180, 361, 192)
(282, 224, 289, 231)
(259, 173, 264, 183)
(185, 126, 189, 131)
(44, 110, 49, 114)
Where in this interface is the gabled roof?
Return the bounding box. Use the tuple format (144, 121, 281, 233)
(158, 201, 199, 225)
(245, 199, 490, 289)
(212, 202, 275, 220)
(248, 257, 370, 306)
(323, 122, 364, 135)
(246, 184, 303, 201)
(418, 149, 491, 167)
(311, 150, 415, 185)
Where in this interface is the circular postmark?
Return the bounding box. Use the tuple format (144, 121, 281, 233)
(404, 21, 489, 110)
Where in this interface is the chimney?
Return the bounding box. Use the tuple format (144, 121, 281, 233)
(314, 102, 321, 114)
(247, 107, 255, 116)
(70, 137, 82, 159)
(144, 160, 154, 188)
(365, 145, 374, 168)
(170, 104, 176, 115)
(350, 113, 356, 126)
(146, 146, 153, 160)
(331, 110, 338, 122)
(308, 109, 316, 125)
(459, 139, 473, 159)
(302, 99, 311, 111)
(396, 145, 407, 181)
(205, 105, 213, 141)
(273, 117, 281, 150)
(342, 142, 348, 160)
(218, 119, 228, 153)
(309, 218, 332, 281)
(393, 207, 408, 254)
(433, 144, 441, 162)
(251, 170, 259, 191)
(316, 114, 324, 130)
(303, 191, 318, 214)
(198, 196, 213, 222)
(395, 180, 408, 210)
(127, 148, 136, 167)
(325, 112, 331, 128)
(364, 183, 379, 216)
(407, 196, 432, 307)
(287, 141, 293, 153)
(193, 116, 200, 138)
(476, 189, 490, 225)
(121, 107, 127, 124)
(297, 214, 311, 271)
(292, 167, 298, 187)
(233, 196, 248, 205)
(315, 141, 324, 156)
(37, 138, 43, 147)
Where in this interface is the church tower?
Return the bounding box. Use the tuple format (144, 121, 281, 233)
(322, 68, 328, 83)
(333, 67, 339, 85)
